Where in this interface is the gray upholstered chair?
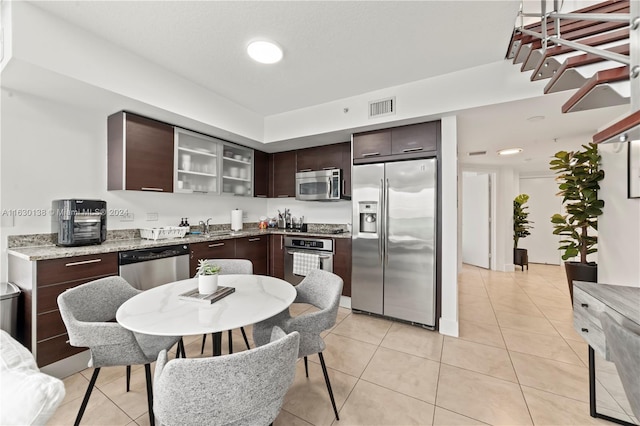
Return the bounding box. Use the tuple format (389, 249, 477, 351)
(153, 326, 300, 426)
(199, 259, 252, 355)
(600, 312, 640, 420)
(253, 269, 343, 420)
(57, 276, 181, 426)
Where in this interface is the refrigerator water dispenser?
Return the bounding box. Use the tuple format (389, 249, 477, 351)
(358, 202, 377, 233)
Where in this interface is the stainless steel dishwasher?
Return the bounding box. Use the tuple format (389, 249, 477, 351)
(119, 244, 190, 291)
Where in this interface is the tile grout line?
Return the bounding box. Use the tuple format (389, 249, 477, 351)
(478, 266, 536, 426)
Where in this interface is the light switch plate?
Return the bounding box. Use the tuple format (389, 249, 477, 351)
(146, 212, 159, 221)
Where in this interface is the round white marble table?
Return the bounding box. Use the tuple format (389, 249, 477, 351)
(116, 275, 296, 355)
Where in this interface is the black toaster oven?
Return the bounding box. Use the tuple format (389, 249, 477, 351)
(51, 199, 107, 246)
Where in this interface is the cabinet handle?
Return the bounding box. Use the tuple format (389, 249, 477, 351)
(277, 195, 289, 198)
(193, 190, 209, 194)
(65, 259, 102, 267)
(322, 167, 337, 170)
(248, 238, 261, 242)
(191, 251, 194, 259)
(141, 187, 164, 192)
(581, 328, 589, 333)
(402, 147, 424, 153)
(208, 243, 225, 248)
(299, 168, 312, 172)
(362, 152, 380, 157)
(256, 195, 267, 198)
(581, 303, 589, 308)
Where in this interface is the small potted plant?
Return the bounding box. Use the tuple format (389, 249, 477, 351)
(513, 193, 533, 271)
(197, 259, 221, 294)
(550, 142, 604, 303)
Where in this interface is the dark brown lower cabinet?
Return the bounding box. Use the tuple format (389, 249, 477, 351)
(9, 252, 119, 367)
(235, 236, 268, 275)
(190, 240, 236, 276)
(334, 238, 352, 297)
(269, 235, 285, 279)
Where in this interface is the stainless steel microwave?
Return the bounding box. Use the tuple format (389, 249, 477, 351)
(295, 169, 342, 201)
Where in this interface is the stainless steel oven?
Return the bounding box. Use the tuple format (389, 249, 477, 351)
(284, 236, 334, 285)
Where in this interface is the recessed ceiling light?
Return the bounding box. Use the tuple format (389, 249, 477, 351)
(527, 115, 545, 122)
(247, 40, 283, 64)
(498, 148, 523, 156)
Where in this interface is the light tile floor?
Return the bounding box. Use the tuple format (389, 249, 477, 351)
(46, 264, 638, 425)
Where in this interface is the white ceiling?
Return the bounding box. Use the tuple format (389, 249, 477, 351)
(25, 0, 631, 173)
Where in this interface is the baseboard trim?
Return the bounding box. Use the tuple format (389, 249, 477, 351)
(438, 317, 459, 337)
(41, 350, 90, 379)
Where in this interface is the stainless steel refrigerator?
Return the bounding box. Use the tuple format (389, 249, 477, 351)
(351, 158, 437, 328)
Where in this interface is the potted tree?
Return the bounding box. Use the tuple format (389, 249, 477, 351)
(550, 142, 604, 303)
(514, 193, 533, 271)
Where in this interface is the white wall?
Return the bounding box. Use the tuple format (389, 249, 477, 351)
(439, 116, 458, 337)
(598, 142, 640, 287)
(519, 176, 562, 265)
(0, 90, 269, 281)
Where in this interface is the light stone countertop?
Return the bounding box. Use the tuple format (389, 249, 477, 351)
(8, 228, 351, 261)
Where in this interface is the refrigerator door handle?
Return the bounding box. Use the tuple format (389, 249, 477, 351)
(379, 178, 384, 263)
(384, 178, 390, 266)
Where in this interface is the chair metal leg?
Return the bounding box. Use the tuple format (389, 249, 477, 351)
(318, 352, 339, 421)
(74, 367, 100, 426)
(126, 365, 131, 392)
(228, 330, 233, 354)
(200, 333, 207, 354)
(175, 338, 186, 359)
(240, 327, 251, 350)
(180, 338, 186, 358)
(144, 363, 155, 426)
(304, 356, 309, 378)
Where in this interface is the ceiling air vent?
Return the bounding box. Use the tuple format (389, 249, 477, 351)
(368, 97, 395, 118)
(468, 151, 487, 156)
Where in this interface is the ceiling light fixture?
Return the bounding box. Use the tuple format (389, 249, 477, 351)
(247, 40, 283, 64)
(498, 148, 523, 156)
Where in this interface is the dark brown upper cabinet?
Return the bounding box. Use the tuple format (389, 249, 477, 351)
(352, 129, 392, 161)
(296, 143, 344, 172)
(353, 121, 440, 164)
(270, 151, 297, 198)
(108, 111, 174, 192)
(391, 121, 438, 155)
(253, 149, 269, 198)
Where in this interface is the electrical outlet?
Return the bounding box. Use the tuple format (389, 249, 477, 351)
(120, 213, 134, 222)
(146, 212, 159, 221)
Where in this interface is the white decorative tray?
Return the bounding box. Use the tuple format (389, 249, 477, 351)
(140, 226, 189, 240)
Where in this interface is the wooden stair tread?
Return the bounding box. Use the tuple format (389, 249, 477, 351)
(544, 44, 630, 93)
(592, 110, 640, 144)
(519, 16, 629, 71)
(562, 66, 630, 113)
(531, 28, 629, 81)
(512, 0, 628, 65)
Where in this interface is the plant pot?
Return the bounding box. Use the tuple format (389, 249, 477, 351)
(198, 274, 218, 295)
(514, 248, 528, 271)
(564, 261, 597, 305)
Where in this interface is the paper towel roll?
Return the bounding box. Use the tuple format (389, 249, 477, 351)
(231, 209, 243, 231)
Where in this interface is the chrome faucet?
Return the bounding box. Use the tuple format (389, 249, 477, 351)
(199, 218, 213, 234)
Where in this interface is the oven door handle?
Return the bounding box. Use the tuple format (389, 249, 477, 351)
(285, 249, 333, 259)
